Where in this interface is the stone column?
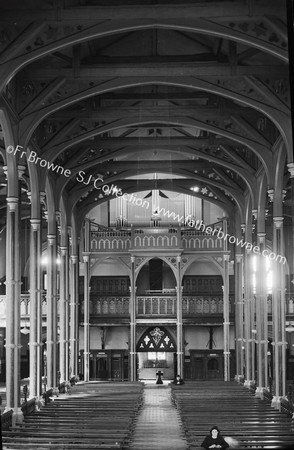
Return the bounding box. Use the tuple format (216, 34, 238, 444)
(271, 217, 287, 409)
(287, 162, 294, 277)
(223, 254, 230, 381)
(129, 256, 137, 381)
(176, 256, 184, 378)
(5, 196, 22, 421)
(69, 255, 79, 377)
(65, 237, 70, 381)
(59, 245, 69, 382)
(255, 233, 268, 398)
(235, 253, 244, 381)
(46, 234, 57, 389)
(83, 254, 90, 382)
(29, 218, 42, 398)
(244, 248, 254, 387)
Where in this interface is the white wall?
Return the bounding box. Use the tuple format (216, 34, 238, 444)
(184, 260, 221, 276)
(80, 257, 130, 277)
(203, 201, 225, 225)
(79, 326, 129, 350)
(184, 326, 235, 355)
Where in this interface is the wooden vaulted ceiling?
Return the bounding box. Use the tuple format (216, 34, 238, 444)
(0, 0, 291, 232)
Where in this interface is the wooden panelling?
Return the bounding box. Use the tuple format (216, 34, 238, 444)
(90, 276, 130, 296)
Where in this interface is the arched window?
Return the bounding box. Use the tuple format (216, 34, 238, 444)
(137, 326, 176, 352)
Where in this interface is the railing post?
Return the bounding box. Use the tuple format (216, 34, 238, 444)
(223, 253, 230, 381)
(176, 256, 184, 378)
(83, 254, 90, 382)
(129, 256, 137, 381)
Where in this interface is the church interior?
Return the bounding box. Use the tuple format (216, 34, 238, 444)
(0, 0, 294, 448)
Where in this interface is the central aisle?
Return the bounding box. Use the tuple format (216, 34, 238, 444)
(130, 384, 188, 450)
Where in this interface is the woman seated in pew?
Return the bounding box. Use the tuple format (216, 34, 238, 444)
(172, 374, 185, 385)
(201, 426, 230, 449)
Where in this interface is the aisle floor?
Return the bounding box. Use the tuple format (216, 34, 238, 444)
(130, 384, 188, 450)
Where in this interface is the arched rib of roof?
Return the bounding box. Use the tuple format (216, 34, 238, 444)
(26, 144, 42, 219)
(70, 209, 79, 257)
(55, 144, 257, 202)
(20, 77, 288, 161)
(1, 18, 287, 92)
(39, 116, 272, 182)
(67, 164, 243, 206)
(59, 193, 70, 246)
(273, 138, 287, 218)
(256, 171, 268, 234)
(244, 193, 253, 243)
(0, 109, 19, 197)
(45, 175, 58, 234)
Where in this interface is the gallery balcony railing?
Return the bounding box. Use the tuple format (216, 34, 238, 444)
(89, 225, 224, 252)
(136, 295, 234, 317)
(0, 294, 51, 327)
(79, 296, 130, 316)
(137, 296, 176, 316)
(1, 293, 293, 323)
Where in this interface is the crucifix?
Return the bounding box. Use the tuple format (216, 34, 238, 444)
(156, 370, 163, 384)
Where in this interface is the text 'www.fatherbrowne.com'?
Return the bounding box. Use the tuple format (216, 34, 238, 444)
(153, 205, 286, 265)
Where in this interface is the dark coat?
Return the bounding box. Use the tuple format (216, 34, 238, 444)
(173, 377, 184, 385)
(201, 434, 229, 449)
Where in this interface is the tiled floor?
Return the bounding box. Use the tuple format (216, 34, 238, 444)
(130, 384, 188, 450)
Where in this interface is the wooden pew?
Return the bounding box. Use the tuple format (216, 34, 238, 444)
(2, 382, 143, 450)
(171, 381, 294, 449)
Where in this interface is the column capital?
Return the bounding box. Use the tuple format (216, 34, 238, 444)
(83, 255, 89, 263)
(240, 223, 246, 233)
(30, 219, 41, 231)
(60, 246, 68, 256)
(7, 197, 19, 210)
(257, 232, 266, 245)
(235, 254, 243, 263)
(30, 218, 41, 230)
(287, 162, 294, 178)
(47, 234, 56, 245)
(71, 255, 78, 263)
(223, 254, 230, 262)
(131, 256, 135, 264)
(273, 216, 284, 228)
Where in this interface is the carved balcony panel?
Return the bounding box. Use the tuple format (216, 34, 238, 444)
(90, 231, 131, 252)
(89, 227, 224, 252)
(80, 296, 130, 316)
(137, 296, 176, 316)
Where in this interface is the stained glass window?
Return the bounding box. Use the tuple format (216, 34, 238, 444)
(137, 326, 176, 352)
